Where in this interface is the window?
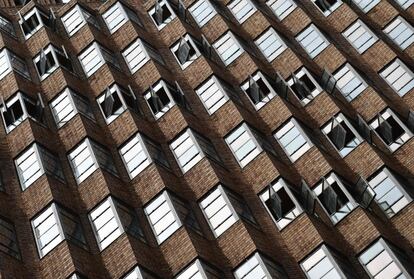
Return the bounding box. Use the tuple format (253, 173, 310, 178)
(200, 185, 255, 237)
(384, 16, 414, 50)
(259, 178, 303, 230)
(395, 0, 413, 9)
(78, 42, 119, 77)
(97, 84, 139, 124)
(32, 203, 87, 258)
(33, 45, 72, 80)
(175, 259, 222, 279)
(369, 108, 413, 152)
(322, 113, 362, 157)
(0, 216, 20, 259)
(312, 0, 341, 16)
(19, 7, 54, 39)
(343, 20, 378, 54)
(148, 0, 176, 29)
(61, 5, 99, 36)
(89, 197, 145, 250)
(287, 67, 322, 105)
(313, 173, 356, 224)
(296, 24, 329, 58)
(15, 143, 64, 190)
(123, 38, 163, 74)
(195, 76, 230, 115)
(274, 118, 313, 162)
(1, 92, 44, 133)
(50, 88, 95, 128)
(123, 266, 157, 279)
(380, 59, 414, 97)
(255, 28, 287, 62)
(334, 63, 367, 101)
(228, 0, 256, 24)
(234, 252, 287, 279)
(0, 14, 15, 37)
(368, 168, 412, 217)
(68, 138, 118, 184)
(119, 133, 169, 179)
(225, 123, 272, 168)
(241, 71, 277, 110)
(102, 2, 142, 33)
(353, 0, 380, 13)
(300, 245, 353, 279)
(144, 80, 176, 119)
(188, 0, 217, 27)
(359, 239, 414, 278)
(68, 273, 87, 279)
(170, 128, 220, 173)
(171, 34, 201, 69)
(213, 32, 244, 66)
(0, 49, 30, 80)
(266, 0, 296, 20)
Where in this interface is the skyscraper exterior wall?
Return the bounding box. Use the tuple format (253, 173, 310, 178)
(0, 0, 413, 278)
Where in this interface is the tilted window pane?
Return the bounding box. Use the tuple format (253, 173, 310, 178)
(144, 80, 175, 119)
(148, 0, 175, 29)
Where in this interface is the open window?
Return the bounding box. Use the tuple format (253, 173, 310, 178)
(287, 67, 322, 105)
(0, 49, 30, 80)
(322, 113, 362, 157)
(97, 84, 139, 124)
(312, 0, 341, 16)
(313, 173, 357, 224)
(33, 45, 72, 80)
(144, 80, 176, 119)
(259, 178, 303, 230)
(369, 108, 413, 152)
(241, 71, 277, 110)
(171, 34, 201, 69)
(19, 7, 55, 39)
(149, 0, 176, 29)
(1, 92, 44, 133)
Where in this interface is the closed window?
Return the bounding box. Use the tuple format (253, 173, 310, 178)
(241, 71, 277, 110)
(0, 14, 15, 37)
(334, 63, 367, 101)
(170, 128, 220, 173)
(175, 259, 222, 279)
(234, 252, 287, 279)
(1, 92, 44, 133)
(312, 0, 341, 16)
(301, 245, 352, 279)
(97, 84, 139, 124)
(255, 28, 287, 62)
(359, 239, 414, 279)
(369, 108, 412, 152)
(228, 0, 256, 24)
(102, 2, 142, 33)
(68, 138, 118, 184)
(15, 143, 64, 190)
(274, 118, 312, 162)
(0, 48, 30, 80)
(313, 173, 356, 224)
(0, 217, 20, 259)
(61, 5, 99, 36)
(170, 34, 201, 69)
(119, 133, 169, 179)
(266, 0, 296, 20)
(322, 113, 362, 157)
(368, 168, 412, 217)
(19, 7, 53, 39)
(78, 42, 119, 77)
(213, 32, 244, 66)
(380, 59, 414, 97)
(50, 88, 95, 128)
(259, 178, 303, 230)
(122, 38, 163, 74)
(188, 0, 217, 27)
(200, 185, 255, 237)
(296, 24, 330, 58)
(196, 76, 230, 114)
(148, 0, 176, 29)
(395, 0, 413, 9)
(32, 203, 86, 258)
(144, 80, 176, 119)
(384, 16, 414, 50)
(33, 45, 72, 80)
(353, 0, 380, 13)
(89, 197, 145, 250)
(123, 266, 157, 279)
(287, 67, 322, 105)
(343, 20, 378, 54)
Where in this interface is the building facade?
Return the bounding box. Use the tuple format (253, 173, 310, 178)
(0, 0, 413, 278)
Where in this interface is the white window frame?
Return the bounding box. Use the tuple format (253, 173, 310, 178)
(78, 42, 118, 77)
(144, 80, 176, 119)
(15, 144, 45, 190)
(287, 67, 322, 105)
(170, 34, 201, 70)
(353, 0, 380, 13)
(33, 45, 71, 80)
(395, 0, 413, 10)
(175, 259, 217, 279)
(227, 0, 257, 24)
(148, 0, 176, 30)
(296, 24, 330, 59)
(234, 252, 285, 279)
(312, 0, 342, 16)
(61, 4, 96, 36)
(213, 31, 244, 66)
(255, 27, 287, 62)
(19, 7, 47, 40)
(119, 133, 152, 180)
(1, 92, 39, 133)
(68, 139, 100, 184)
(342, 19, 378, 54)
(334, 62, 367, 101)
(380, 58, 414, 97)
(0, 49, 29, 80)
(266, 0, 296, 21)
(188, 0, 217, 27)
(195, 75, 230, 115)
(241, 71, 277, 110)
(96, 84, 130, 124)
(384, 16, 414, 50)
(170, 129, 205, 173)
(102, 2, 140, 34)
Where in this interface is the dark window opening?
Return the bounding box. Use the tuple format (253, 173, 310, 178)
(148, 86, 171, 114)
(320, 182, 349, 215)
(152, 2, 172, 25)
(246, 77, 271, 105)
(315, 0, 339, 12)
(376, 116, 405, 145)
